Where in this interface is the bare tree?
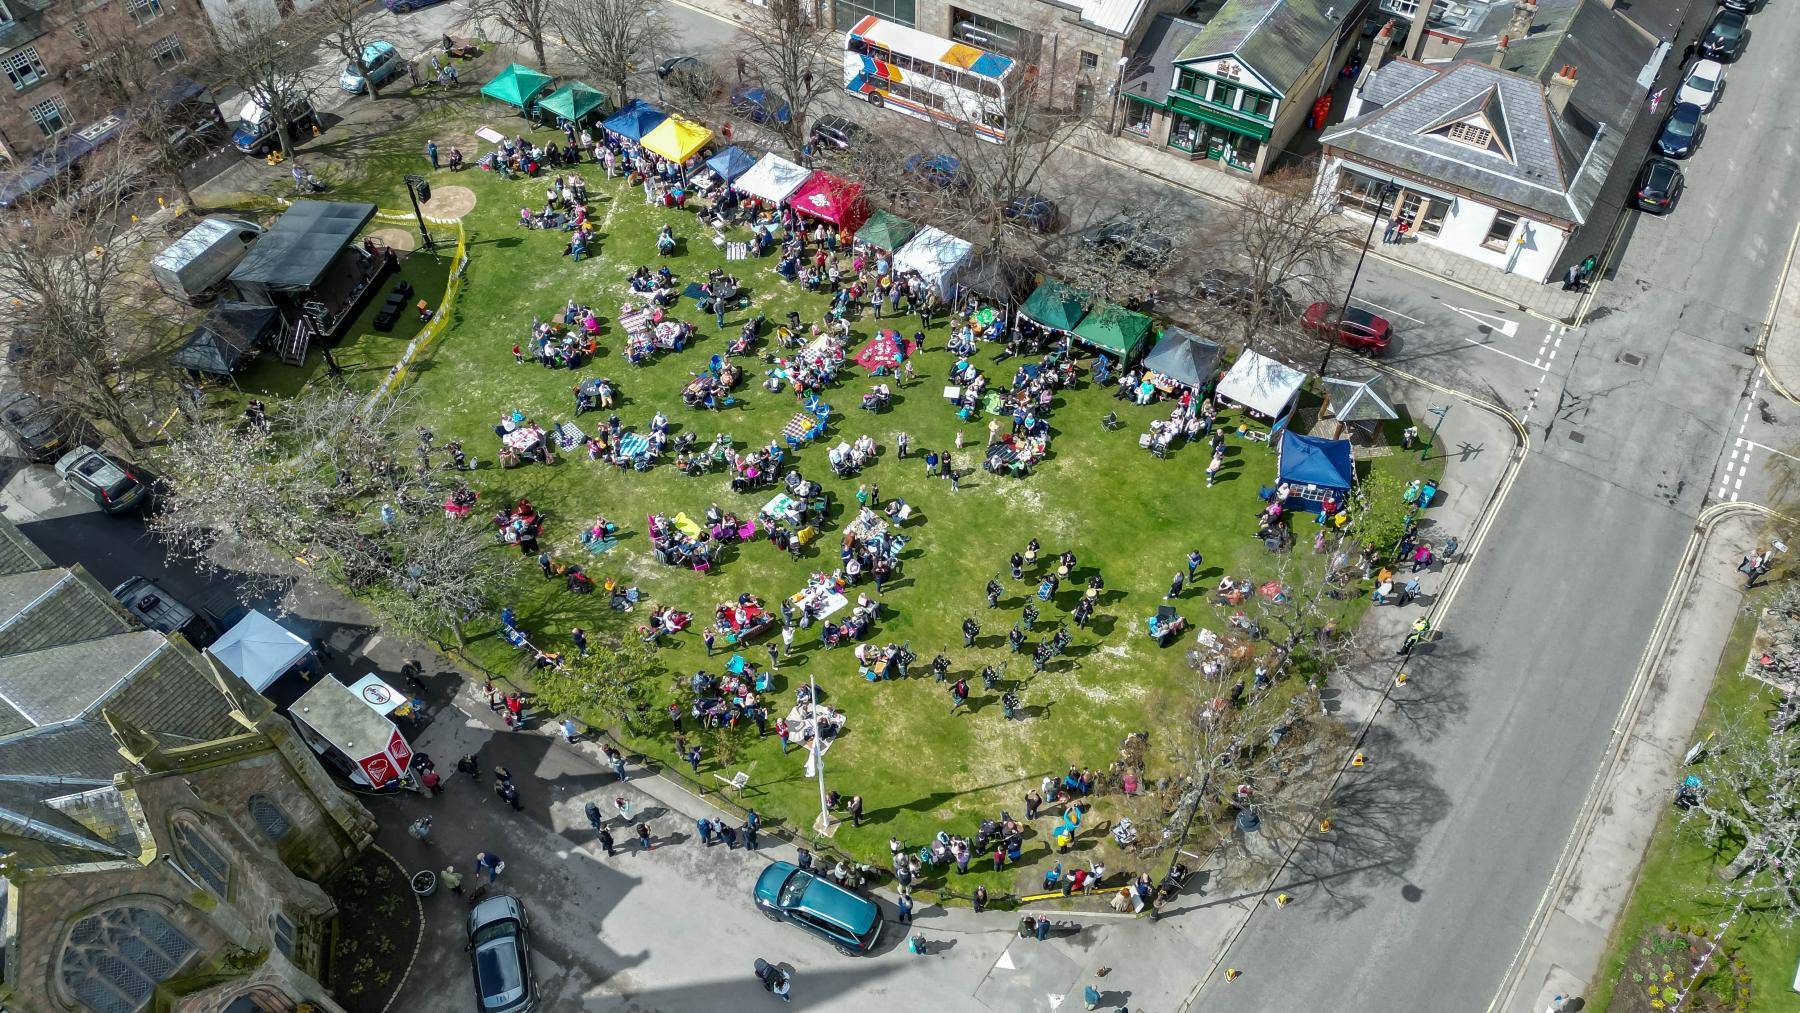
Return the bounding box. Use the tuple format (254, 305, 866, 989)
(464, 0, 554, 71)
(738, 0, 838, 156)
(549, 0, 664, 112)
(309, 0, 391, 101)
(213, 9, 315, 160)
(1055, 208, 1172, 310)
(1679, 710, 1800, 921)
(0, 155, 187, 447)
(370, 513, 514, 648)
(1234, 163, 1352, 343)
(75, 14, 213, 209)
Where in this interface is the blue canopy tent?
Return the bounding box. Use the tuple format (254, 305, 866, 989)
(706, 145, 757, 183)
(603, 98, 666, 141)
(1275, 431, 1354, 512)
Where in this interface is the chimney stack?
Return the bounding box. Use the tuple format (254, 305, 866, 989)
(1359, 20, 1397, 89)
(1507, 0, 1537, 40)
(1545, 64, 1578, 114)
(1489, 34, 1510, 67)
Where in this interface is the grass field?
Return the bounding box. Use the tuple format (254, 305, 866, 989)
(1586, 611, 1797, 1012)
(234, 94, 1439, 897)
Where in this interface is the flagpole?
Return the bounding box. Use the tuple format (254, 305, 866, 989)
(811, 670, 831, 835)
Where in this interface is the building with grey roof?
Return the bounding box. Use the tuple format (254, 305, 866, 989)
(0, 516, 375, 1013)
(1119, 0, 1373, 179)
(1312, 0, 1664, 281)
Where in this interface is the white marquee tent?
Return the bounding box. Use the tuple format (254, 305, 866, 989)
(207, 610, 309, 692)
(891, 227, 973, 299)
(734, 153, 812, 204)
(1216, 350, 1306, 419)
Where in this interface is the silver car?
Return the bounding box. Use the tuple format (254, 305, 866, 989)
(467, 894, 536, 1012)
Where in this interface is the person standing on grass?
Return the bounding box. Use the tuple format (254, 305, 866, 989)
(426, 139, 439, 169)
(571, 626, 588, 656)
(686, 744, 702, 774)
(962, 617, 979, 647)
(1187, 550, 1203, 579)
(1166, 572, 1184, 600)
(848, 794, 864, 827)
(950, 677, 970, 714)
(782, 622, 795, 657)
(1206, 450, 1223, 486)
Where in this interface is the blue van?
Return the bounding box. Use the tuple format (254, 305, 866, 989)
(230, 92, 318, 155)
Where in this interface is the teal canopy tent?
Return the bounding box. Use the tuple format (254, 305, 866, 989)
(538, 81, 607, 124)
(480, 63, 552, 112)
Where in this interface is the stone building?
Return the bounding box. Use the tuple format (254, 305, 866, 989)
(0, 517, 377, 1013)
(0, 0, 214, 171)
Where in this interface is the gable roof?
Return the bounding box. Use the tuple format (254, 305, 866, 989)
(1124, 14, 1208, 104)
(1178, 0, 1353, 95)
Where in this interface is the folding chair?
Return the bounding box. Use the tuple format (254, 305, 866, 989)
(1101, 412, 1120, 430)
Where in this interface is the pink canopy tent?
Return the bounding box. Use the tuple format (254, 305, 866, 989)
(854, 329, 915, 372)
(789, 172, 869, 231)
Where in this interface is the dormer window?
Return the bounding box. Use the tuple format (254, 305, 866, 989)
(1446, 122, 1492, 147)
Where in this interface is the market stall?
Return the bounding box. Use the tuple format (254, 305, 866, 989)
(855, 209, 917, 253)
(1216, 350, 1305, 420)
(1017, 280, 1089, 335)
(480, 63, 553, 117)
(787, 171, 868, 231)
(1140, 325, 1223, 394)
(538, 81, 608, 126)
(891, 226, 972, 300)
(208, 609, 310, 692)
(705, 146, 758, 184)
(288, 677, 413, 789)
(1071, 304, 1153, 366)
(602, 98, 666, 141)
(640, 114, 713, 165)
(734, 153, 811, 204)
(1276, 431, 1354, 511)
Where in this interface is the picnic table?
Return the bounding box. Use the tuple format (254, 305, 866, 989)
(782, 412, 820, 443)
(761, 493, 802, 525)
(845, 507, 887, 543)
(503, 428, 542, 452)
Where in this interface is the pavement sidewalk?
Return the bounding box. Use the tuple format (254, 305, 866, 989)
(1756, 222, 1800, 403)
(1498, 507, 1765, 1013)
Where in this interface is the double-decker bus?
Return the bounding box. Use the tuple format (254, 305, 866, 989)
(843, 15, 1015, 143)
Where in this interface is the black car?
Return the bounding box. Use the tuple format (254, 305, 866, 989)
(1083, 220, 1174, 269)
(810, 115, 868, 151)
(0, 388, 73, 462)
(1003, 193, 1059, 233)
(1632, 158, 1684, 214)
(1654, 103, 1705, 158)
(1699, 10, 1745, 60)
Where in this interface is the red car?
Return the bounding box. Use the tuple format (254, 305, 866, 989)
(1303, 301, 1392, 353)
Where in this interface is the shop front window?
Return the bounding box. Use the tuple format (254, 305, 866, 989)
(1123, 98, 1153, 134)
(1169, 113, 1201, 152)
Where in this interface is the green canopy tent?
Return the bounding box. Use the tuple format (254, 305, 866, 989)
(538, 81, 608, 124)
(1072, 304, 1153, 365)
(480, 63, 553, 115)
(855, 209, 917, 253)
(1017, 280, 1088, 333)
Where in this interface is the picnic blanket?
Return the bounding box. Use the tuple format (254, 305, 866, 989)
(681, 282, 707, 302)
(503, 428, 542, 452)
(618, 433, 651, 458)
(554, 421, 586, 450)
(845, 507, 886, 543)
(782, 412, 816, 441)
(788, 580, 847, 620)
(854, 329, 915, 372)
(619, 307, 653, 335)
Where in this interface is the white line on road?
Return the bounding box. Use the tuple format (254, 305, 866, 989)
(1448, 304, 1522, 337)
(1349, 296, 1427, 326)
(1740, 438, 1800, 463)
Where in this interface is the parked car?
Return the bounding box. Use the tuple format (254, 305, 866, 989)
(1699, 10, 1746, 60)
(1654, 102, 1705, 158)
(1676, 59, 1723, 110)
(658, 55, 700, 78)
(810, 114, 869, 151)
(230, 92, 318, 155)
(112, 577, 218, 647)
(753, 861, 883, 956)
(339, 41, 404, 93)
(1632, 157, 1685, 215)
(467, 894, 536, 1013)
(0, 389, 75, 462)
(730, 86, 791, 125)
(1082, 220, 1174, 269)
(1718, 0, 1756, 15)
(903, 153, 970, 191)
(1003, 193, 1059, 233)
(384, 0, 450, 11)
(1302, 301, 1392, 354)
(53, 446, 151, 515)
(1198, 269, 1298, 320)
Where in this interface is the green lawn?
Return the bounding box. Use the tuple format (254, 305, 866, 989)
(247, 97, 1441, 897)
(1588, 611, 1799, 1012)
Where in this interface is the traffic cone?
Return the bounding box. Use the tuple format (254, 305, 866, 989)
(1318, 817, 1333, 833)
(1395, 671, 1409, 687)
(1225, 967, 1242, 981)
(1275, 893, 1292, 907)
(1351, 751, 1367, 767)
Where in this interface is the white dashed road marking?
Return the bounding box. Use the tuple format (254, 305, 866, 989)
(1718, 372, 1765, 502)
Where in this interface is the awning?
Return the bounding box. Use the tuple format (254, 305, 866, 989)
(892, 226, 972, 300)
(207, 610, 309, 692)
(1072, 305, 1153, 363)
(1217, 349, 1305, 418)
(788, 172, 868, 230)
(855, 209, 917, 252)
(1141, 326, 1223, 388)
(1166, 95, 1274, 142)
(640, 114, 713, 163)
(602, 98, 666, 140)
(538, 81, 607, 123)
(480, 63, 553, 110)
(169, 301, 279, 376)
(734, 152, 811, 203)
(228, 201, 376, 290)
(1018, 281, 1089, 332)
(1277, 431, 1354, 496)
(705, 145, 758, 182)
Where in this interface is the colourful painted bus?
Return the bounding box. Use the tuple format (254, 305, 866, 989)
(842, 15, 1015, 143)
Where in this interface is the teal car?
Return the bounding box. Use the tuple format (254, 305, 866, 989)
(753, 861, 883, 955)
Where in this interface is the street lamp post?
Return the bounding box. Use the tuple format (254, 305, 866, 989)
(402, 173, 436, 251)
(1420, 403, 1450, 460)
(809, 670, 832, 836)
(1108, 56, 1130, 136)
(1315, 182, 1397, 387)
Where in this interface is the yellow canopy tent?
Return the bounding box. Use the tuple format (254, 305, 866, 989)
(640, 114, 713, 164)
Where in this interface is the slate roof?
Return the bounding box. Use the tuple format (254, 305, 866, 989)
(1179, 0, 1352, 95)
(0, 520, 50, 577)
(1326, 0, 1655, 224)
(0, 518, 241, 871)
(0, 0, 50, 58)
(1124, 14, 1207, 104)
